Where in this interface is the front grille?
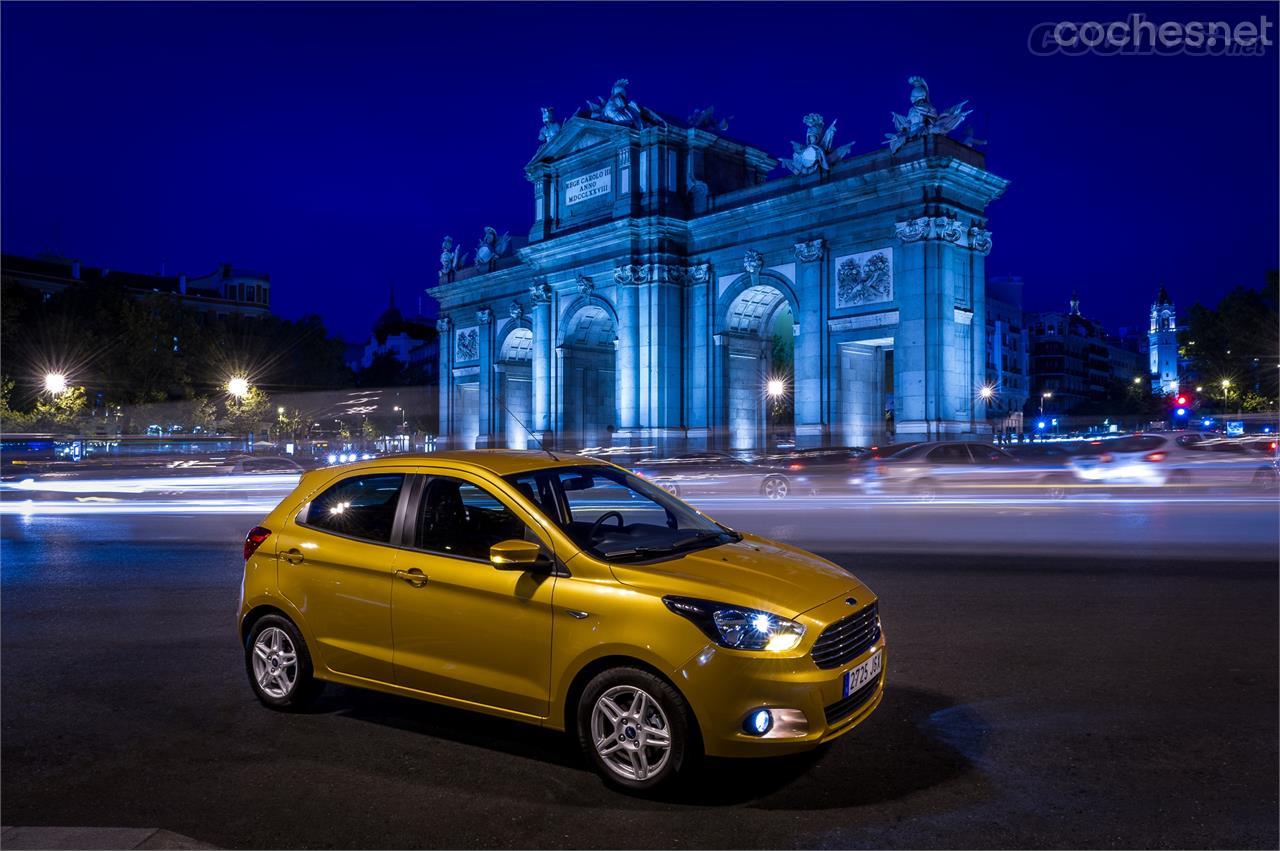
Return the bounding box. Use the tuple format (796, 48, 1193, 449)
(824, 675, 880, 725)
(810, 602, 881, 669)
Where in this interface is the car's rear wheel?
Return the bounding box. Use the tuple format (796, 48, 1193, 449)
(577, 667, 696, 793)
(1041, 474, 1071, 500)
(245, 614, 322, 710)
(660, 482, 680, 497)
(762, 475, 790, 500)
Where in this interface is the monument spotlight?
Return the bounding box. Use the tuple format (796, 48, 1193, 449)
(43, 372, 68, 395)
(227, 377, 251, 399)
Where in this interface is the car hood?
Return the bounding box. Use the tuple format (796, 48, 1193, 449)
(607, 533, 861, 618)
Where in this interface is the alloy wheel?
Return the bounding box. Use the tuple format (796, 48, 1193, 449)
(251, 626, 299, 699)
(764, 477, 789, 500)
(590, 685, 672, 782)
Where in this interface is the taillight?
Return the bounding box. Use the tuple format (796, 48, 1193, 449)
(1099, 453, 1114, 463)
(244, 526, 272, 561)
(1144, 452, 1167, 463)
(787, 463, 804, 471)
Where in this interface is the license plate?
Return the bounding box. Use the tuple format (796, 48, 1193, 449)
(843, 651, 883, 697)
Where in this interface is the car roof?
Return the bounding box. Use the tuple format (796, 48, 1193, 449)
(325, 449, 612, 477)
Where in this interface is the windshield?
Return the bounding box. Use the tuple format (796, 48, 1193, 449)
(505, 465, 738, 562)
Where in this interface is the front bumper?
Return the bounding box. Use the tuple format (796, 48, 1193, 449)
(672, 598, 886, 758)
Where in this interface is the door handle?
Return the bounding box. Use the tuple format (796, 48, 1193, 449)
(281, 549, 304, 565)
(395, 568, 429, 587)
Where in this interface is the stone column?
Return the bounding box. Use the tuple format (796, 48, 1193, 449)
(529, 283, 553, 446)
(436, 316, 453, 449)
(968, 225, 992, 433)
(614, 266, 640, 433)
(894, 215, 987, 439)
(793, 239, 826, 447)
(474, 307, 494, 447)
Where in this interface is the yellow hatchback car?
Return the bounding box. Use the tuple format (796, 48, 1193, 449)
(239, 450, 884, 791)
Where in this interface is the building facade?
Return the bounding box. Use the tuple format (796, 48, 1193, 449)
(1027, 296, 1144, 413)
(1, 254, 272, 320)
(430, 78, 1007, 452)
(985, 276, 1029, 429)
(1148, 287, 1179, 395)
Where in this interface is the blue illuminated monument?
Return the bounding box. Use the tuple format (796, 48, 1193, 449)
(430, 78, 1008, 451)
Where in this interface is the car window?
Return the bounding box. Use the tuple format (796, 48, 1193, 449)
(972, 445, 1013, 462)
(558, 470, 672, 528)
(927, 444, 972, 464)
(305, 473, 405, 543)
(415, 476, 531, 560)
(507, 471, 559, 517)
(506, 466, 734, 563)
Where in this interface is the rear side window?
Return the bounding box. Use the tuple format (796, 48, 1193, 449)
(304, 473, 405, 543)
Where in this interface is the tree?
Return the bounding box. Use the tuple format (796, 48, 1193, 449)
(223, 387, 270, 436)
(1183, 276, 1279, 409)
(0, 377, 33, 432)
(28, 386, 89, 433)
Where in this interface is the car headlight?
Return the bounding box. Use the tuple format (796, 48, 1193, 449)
(662, 596, 806, 652)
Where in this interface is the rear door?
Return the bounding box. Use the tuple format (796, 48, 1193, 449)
(274, 469, 410, 684)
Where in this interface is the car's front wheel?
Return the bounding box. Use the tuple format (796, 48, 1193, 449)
(577, 667, 697, 793)
(245, 614, 322, 710)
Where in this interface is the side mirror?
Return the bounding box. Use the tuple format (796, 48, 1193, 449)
(489, 539, 549, 571)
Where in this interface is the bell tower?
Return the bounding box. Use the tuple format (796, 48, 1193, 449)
(1148, 287, 1179, 395)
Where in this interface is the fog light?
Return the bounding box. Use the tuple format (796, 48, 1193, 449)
(744, 708, 773, 736)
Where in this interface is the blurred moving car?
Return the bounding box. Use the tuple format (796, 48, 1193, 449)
(631, 451, 795, 499)
(228, 455, 306, 475)
(865, 441, 1076, 499)
(1069, 434, 1278, 492)
(769, 447, 869, 495)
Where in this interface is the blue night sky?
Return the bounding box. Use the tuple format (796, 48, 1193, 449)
(3, 2, 1276, 341)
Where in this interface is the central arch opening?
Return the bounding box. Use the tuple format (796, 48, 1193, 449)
(560, 303, 617, 449)
(724, 283, 794, 451)
(496, 326, 533, 449)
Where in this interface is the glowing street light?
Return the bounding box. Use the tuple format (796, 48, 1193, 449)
(978, 385, 995, 400)
(766, 378, 787, 399)
(1039, 390, 1053, 415)
(227, 376, 251, 399)
(43, 372, 68, 395)
(1133, 376, 1143, 385)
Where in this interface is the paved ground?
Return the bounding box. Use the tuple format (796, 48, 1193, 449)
(2, 510, 1277, 849)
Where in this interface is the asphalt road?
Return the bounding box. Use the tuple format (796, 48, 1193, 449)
(2, 509, 1277, 849)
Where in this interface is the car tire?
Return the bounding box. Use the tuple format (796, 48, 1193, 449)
(245, 614, 323, 711)
(577, 667, 698, 793)
(1252, 468, 1279, 492)
(1166, 469, 1191, 496)
(913, 478, 938, 502)
(761, 476, 790, 500)
(1041, 474, 1071, 500)
(661, 483, 681, 497)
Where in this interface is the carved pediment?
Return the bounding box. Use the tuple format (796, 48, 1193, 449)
(527, 116, 631, 169)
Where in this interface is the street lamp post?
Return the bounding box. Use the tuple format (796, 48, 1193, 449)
(1039, 391, 1053, 415)
(765, 378, 786, 448)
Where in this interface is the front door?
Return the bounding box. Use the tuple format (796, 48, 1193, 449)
(391, 472, 556, 718)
